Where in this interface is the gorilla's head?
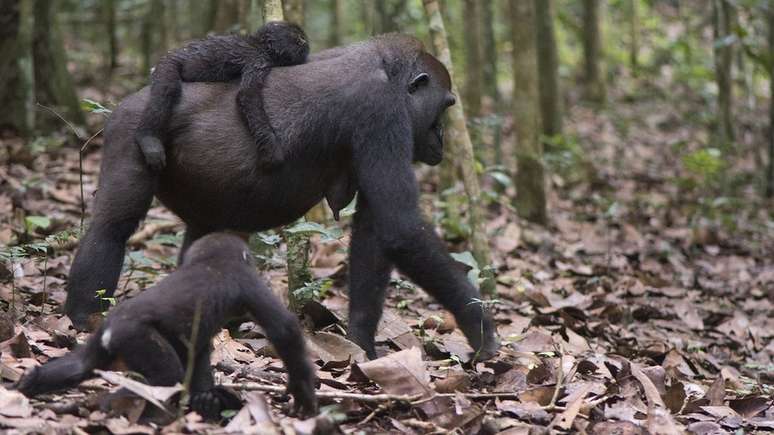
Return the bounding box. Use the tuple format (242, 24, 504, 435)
(408, 52, 456, 166)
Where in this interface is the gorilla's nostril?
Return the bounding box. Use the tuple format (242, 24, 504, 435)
(446, 94, 456, 107)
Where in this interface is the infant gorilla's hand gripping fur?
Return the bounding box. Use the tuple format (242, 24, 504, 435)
(16, 233, 318, 420)
(135, 21, 309, 172)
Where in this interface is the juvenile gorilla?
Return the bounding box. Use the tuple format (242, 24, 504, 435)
(65, 34, 499, 361)
(19, 233, 317, 420)
(135, 21, 309, 171)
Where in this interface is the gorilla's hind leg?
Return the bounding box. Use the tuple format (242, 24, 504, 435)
(109, 323, 185, 386)
(16, 334, 110, 396)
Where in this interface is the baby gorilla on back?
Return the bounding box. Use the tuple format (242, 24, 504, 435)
(135, 21, 309, 171)
(16, 233, 317, 420)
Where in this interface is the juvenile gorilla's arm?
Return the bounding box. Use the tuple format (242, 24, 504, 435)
(242, 280, 318, 416)
(350, 112, 498, 360)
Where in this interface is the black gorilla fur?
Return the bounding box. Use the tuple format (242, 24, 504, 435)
(65, 34, 499, 361)
(18, 233, 317, 420)
(135, 21, 309, 171)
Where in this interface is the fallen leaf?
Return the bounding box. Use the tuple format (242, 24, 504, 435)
(551, 384, 591, 430)
(95, 370, 182, 411)
(0, 387, 33, 418)
(306, 331, 366, 364)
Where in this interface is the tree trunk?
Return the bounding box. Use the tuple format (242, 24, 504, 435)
(284, 227, 313, 314)
(628, 0, 639, 74)
(169, 0, 181, 44)
(328, 0, 343, 47)
(32, 0, 84, 132)
(712, 0, 734, 146)
(582, 0, 605, 104)
(0, 0, 30, 135)
(510, 0, 547, 225)
(462, 0, 482, 118)
(375, 0, 406, 34)
(767, 3, 774, 198)
(196, 0, 218, 37)
(481, 0, 500, 109)
(102, 0, 118, 73)
(534, 0, 562, 138)
(214, 0, 240, 32)
(423, 0, 493, 294)
(283, 0, 304, 26)
(360, 0, 375, 36)
(264, 0, 284, 22)
(141, 0, 165, 76)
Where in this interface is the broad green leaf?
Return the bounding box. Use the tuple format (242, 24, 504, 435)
(81, 98, 112, 114)
(25, 216, 51, 231)
(451, 251, 479, 270)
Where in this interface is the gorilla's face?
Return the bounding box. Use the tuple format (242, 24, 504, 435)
(408, 53, 456, 166)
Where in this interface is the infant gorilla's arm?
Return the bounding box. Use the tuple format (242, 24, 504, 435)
(16, 233, 317, 420)
(135, 21, 309, 171)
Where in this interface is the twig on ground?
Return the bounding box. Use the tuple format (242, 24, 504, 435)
(221, 382, 422, 403)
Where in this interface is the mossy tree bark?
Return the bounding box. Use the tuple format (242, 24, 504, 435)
(423, 0, 493, 294)
(534, 0, 562, 138)
(510, 0, 547, 225)
(32, 0, 84, 132)
(582, 0, 605, 104)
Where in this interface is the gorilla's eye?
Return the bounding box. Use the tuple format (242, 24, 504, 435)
(408, 73, 430, 93)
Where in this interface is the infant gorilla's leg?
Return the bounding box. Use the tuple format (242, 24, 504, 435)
(135, 61, 183, 172)
(237, 64, 286, 168)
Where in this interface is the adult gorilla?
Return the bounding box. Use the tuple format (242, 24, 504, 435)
(65, 34, 498, 360)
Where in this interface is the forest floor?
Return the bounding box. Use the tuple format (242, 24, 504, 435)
(1, 79, 773, 434)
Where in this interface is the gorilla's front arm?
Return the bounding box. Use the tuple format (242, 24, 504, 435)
(64, 35, 497, 359)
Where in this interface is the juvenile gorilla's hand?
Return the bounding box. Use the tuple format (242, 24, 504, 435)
(190, 386, 242, 421)
(287, 372, 318, 418)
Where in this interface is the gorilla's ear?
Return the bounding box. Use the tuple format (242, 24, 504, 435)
(408, 73, 430, 93)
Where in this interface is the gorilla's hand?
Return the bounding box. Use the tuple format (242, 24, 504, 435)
(190, 386, 242, 420)
(287, 373, 318, 418)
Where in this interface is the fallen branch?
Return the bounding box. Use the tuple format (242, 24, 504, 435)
(221, 382, 422, 403)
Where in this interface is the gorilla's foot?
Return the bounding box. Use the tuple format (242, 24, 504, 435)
(346, 328, 378, 360)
